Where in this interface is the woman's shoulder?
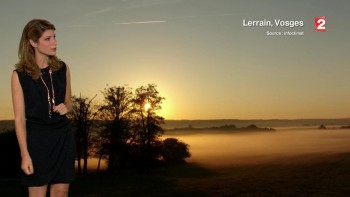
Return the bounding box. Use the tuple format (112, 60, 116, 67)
(56, 61, 69, 78)
(59, 60, 67, 69)
(14, 66, 24, 73)
(56, 60, 67, 73)
(14, 68, 29, 78)
(13, 68, 33, 86)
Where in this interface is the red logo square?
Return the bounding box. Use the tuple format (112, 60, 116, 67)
(315, 16, 326, 32)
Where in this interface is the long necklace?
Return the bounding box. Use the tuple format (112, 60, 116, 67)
(40, 69, 55, 118)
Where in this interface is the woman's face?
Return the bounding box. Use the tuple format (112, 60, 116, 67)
(32, 29, 57, 56)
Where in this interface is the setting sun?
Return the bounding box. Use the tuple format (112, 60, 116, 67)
(144, 103, 151, 111)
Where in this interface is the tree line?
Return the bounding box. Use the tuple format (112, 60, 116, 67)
(0, 84, 190, 178)
(68, 84, 190, 175)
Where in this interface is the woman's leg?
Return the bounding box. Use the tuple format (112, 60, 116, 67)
(28, 185, 48, 197)
(50, 183, 70, 197)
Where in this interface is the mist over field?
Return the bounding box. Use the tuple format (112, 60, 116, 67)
(2, 120, 349, 170)
(164, 128, 350, 167)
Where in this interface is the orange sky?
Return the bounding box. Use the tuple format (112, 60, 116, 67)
(1, 0, 350, 120)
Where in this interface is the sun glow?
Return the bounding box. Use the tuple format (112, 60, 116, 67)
(144, 103, 151, 111)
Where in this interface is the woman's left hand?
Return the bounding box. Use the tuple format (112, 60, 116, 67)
(53, 103, 69, 115)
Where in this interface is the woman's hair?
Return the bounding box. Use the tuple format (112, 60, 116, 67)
(16, 19, 61, 80)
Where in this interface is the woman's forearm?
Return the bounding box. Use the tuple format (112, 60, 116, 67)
(14, 116, 29, 157)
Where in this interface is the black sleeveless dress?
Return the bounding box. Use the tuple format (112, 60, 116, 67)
(16, 61, 76, 186)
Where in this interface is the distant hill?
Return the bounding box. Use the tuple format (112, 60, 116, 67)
(2, 118, 350, 131)
(163, 118, 350, 129)
(168, 124, 275, 133)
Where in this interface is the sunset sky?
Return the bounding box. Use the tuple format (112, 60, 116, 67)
(1, 0, 349, 120)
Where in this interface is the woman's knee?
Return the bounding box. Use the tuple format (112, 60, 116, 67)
(50, 183, 70, 197)
(28, 185, 48, 197)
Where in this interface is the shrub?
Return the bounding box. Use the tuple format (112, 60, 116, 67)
(161, 138, 190, 165)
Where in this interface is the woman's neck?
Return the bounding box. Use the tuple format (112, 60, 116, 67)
(35, 53, 49, 69)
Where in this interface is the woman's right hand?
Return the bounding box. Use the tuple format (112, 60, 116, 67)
(21, 154, 34, 175)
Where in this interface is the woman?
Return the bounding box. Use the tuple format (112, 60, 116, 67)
(11, 19, 75, 197)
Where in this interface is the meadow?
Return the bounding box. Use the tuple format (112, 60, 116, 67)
(1, 127, 349, 196)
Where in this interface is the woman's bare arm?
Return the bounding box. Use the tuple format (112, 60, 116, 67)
(11, 71, 33, 175)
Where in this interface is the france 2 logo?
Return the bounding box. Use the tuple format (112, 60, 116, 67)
(314, 16, 326, 32)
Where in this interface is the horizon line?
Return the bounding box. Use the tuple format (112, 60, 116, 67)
(1, 117, 350, 121)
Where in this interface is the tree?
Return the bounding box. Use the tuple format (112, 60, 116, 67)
(86, 83, 191, 173)
(99, 85, 133, 172)
(89, 132, 109, 174)
(162, 138, 191, 165)
(131, 84, 165, 171)
(69, 94, 98, 175)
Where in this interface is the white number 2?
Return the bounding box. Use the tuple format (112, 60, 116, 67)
(317, 18, 325, 29)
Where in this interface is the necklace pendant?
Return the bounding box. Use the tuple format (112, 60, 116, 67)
(41, 68, 55, 119)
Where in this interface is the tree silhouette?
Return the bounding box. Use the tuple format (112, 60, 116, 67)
(162, 138, 191, 165)
(89, 132, 109, 174)
(66, 84, 190, 174)
(99, 86, 133, 172)
(69, 94, 98, 175)
(131, 84, 165, 172)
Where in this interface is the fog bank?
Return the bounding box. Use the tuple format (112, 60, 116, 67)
(164, 129, 350, 167)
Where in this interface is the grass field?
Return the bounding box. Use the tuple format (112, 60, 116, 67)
(1, 128, 350, 196)
(1, 152, 349, 196)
